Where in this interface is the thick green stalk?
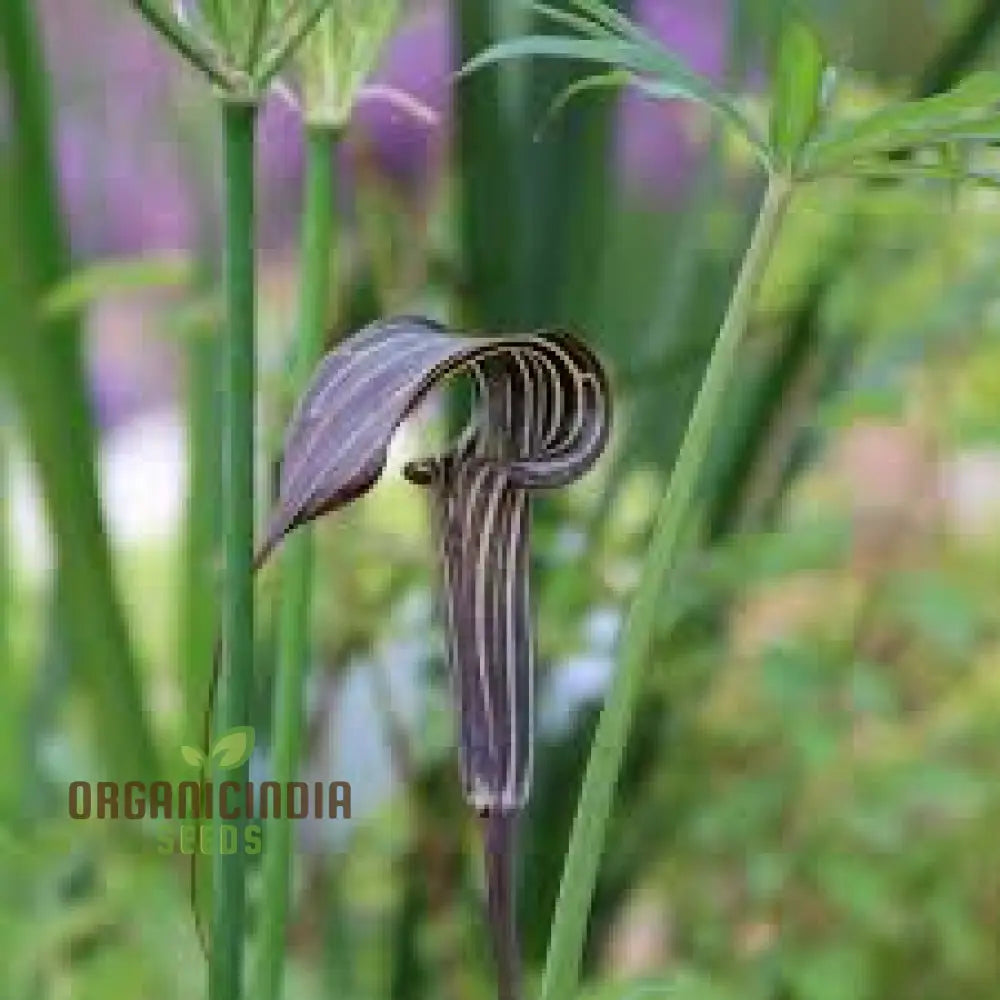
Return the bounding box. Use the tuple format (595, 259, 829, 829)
(212, 97, 258, 1000)
(182, 329, 222, 738)
(253, 126, 337, 1000)
(177, 111, 224, 743)
(0, 0, 158, 785)
(540, 175, 792, 1000)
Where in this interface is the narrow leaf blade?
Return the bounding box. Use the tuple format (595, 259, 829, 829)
(462, 34, 769, 167)
(539, 69, 636, 136)
(460, 34, 646, 78)
(803, 70, 1000, 174)
(770, 20, 826, 169)
(532, 3, 615, 40)
(39, 253, 193, 321)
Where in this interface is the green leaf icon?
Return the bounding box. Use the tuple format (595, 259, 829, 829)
(211, 726, 255, 769)
(180, 745, 206, 768)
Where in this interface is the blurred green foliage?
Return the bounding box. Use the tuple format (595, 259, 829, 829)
(4, 0, 1000, 998)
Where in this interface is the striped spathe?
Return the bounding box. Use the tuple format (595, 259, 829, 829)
(257, 316, 611, 813)
(256, 315, 612, 1000)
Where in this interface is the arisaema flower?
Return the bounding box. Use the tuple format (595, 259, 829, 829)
(255, 316, 612, 1000)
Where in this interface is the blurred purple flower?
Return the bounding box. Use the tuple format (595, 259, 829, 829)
(38, 0, 731, 260)
(57, 118, 196, 256)
(41, 0, 197, 256)
(255, 95, 307, 249)
(41, 0, 452, 259)
(620, 0, 730, 199)
(348, 3, 450, 193)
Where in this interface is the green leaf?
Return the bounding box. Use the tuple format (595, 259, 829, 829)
(538, 69, 637, 136)
(844, 160, 963, 182)
(211, 726, 255, 769)
(180, 745, 207, 768)
(462, 34, 770, 168)
(833, 159, 1000, 189)
(569, 0, 652, 43)
(461, 34, 653, 78)
(39, 253, 193, 321)
(802, 70, 1000, 175)
(770, 19, 826, 170)
(532, 3, 614, 40)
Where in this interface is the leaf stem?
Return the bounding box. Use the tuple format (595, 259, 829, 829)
(252, 125, 338, 1000)
(212, 96, 258, 1000)
(540, 173, 792, 1000)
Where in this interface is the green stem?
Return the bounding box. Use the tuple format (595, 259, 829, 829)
(540, 174, 792, 1000)
(182, 328, 222, 739)
(253, 125, 338, 1000)
(212, 97, 258, 1000)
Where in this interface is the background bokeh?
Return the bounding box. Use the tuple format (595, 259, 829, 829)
(4, 1, 1000, 998)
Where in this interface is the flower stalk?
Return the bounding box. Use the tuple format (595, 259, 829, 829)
(252, 125, 338, 1000)
(540, 173, 793, 1000)
(249, 6, 397, 993)
(211, 96, 258, 1000)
